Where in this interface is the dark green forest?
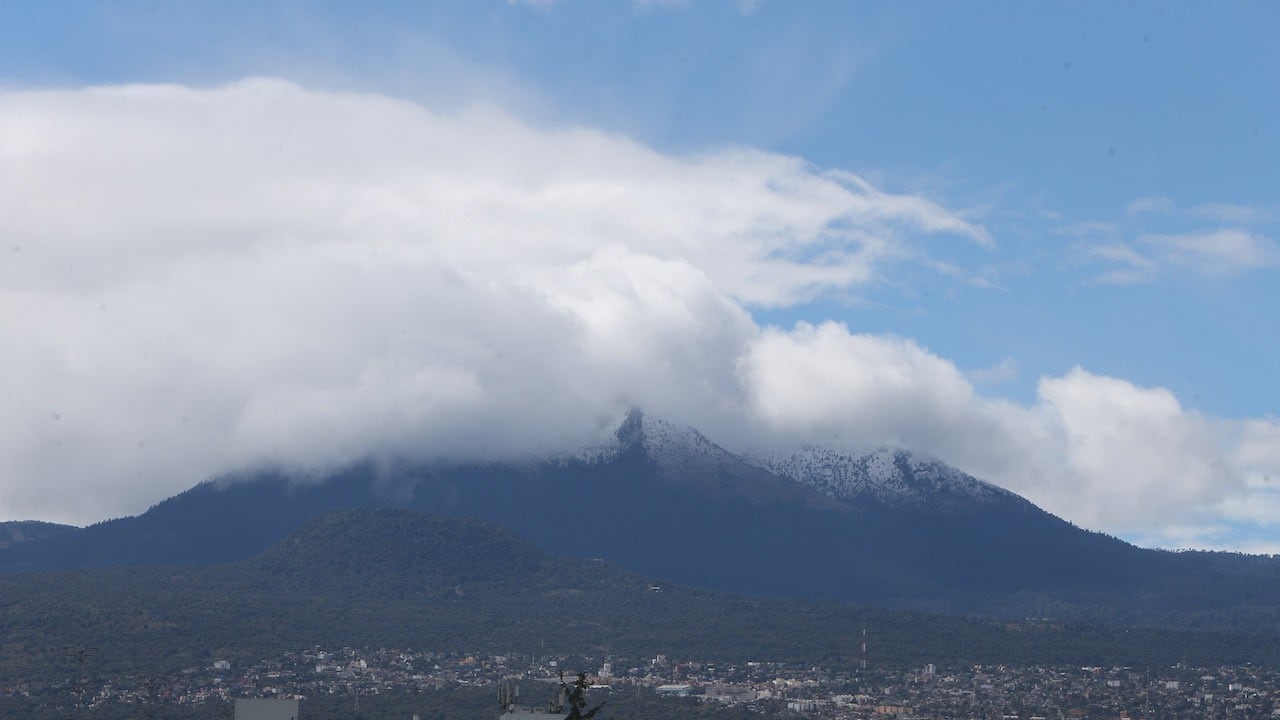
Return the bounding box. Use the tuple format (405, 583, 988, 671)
(10, 446, 1280, 638)
(2, 508, 1279, 693)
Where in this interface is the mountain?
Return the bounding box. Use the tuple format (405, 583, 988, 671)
(0, 520, 77, 550)
(2, 507, 1276, 688)
(758, 446, 1028, 513)
(606, 412, 842, 509)
(4, 410, 1280, 631)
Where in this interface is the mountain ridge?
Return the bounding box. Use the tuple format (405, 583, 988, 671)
(0, 520, 78, 550)
(3, 409, 1280, 632)
(6, 506, 1279, 689)
(755, 445, 1033, 513)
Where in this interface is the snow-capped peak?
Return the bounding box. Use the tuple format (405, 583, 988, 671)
(752, 446, 1021, 511)
(616, 409, 738, 464)
(559, 408, 734, 467)
(561, 410, 1024, 514)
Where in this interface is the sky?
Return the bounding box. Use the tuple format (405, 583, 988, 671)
(1, 1, 1278, 551)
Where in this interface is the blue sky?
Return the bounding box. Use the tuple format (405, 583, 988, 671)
(1, 1, 1277, 550)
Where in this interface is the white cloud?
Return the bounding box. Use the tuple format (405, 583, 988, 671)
(739, 323, 985, 455)
(1125, 196, 1174, 216)
(1233, 418, 1280, 474)
(1029, 368, 1236, 531)
(2, 78, 1275, 550)
(1187, 202, 1274, 226)
(1084, 199, 1277, 283)
(738, 324, 1280, 545)
(966, 357, 1018, 386)
(1085, 242, 1156, 284)
(1140, 229, 1279, 274)
(0, 79, 984, 524)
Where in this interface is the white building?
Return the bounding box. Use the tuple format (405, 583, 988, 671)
(234, 698, 298, 720)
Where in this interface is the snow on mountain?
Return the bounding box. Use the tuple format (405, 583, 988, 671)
(556, 409, 840, 509)
(620, 410, 744, 470)
(752, 446, 1023, 512)
(561, 409, 1024, 513)
(564, 409, 736, 469)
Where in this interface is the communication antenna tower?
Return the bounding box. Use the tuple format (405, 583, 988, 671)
(860, 625, 867, 672)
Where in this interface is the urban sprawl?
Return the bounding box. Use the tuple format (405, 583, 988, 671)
(13, 648, 1280, 720)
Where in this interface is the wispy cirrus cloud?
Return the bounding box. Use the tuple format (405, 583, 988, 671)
(1124, 196, 1175, 216)
(1141, 228, 1279, 275)
(1081, 198, 1277, 284)
(1085, 241, 1157, 284)
(508, 0, 693, 9)
(1188, 202, 1275, 226)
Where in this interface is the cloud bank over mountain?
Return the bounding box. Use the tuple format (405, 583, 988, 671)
(2, 79, 1276, 549)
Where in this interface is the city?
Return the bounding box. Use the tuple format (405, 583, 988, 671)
(9, 646, 1280, 720)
